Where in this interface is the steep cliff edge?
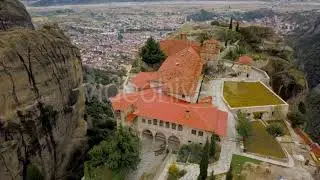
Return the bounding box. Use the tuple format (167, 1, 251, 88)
(0, 1, 87, 179)
(0, 0, 34, 30)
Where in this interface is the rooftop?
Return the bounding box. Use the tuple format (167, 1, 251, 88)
(111, 89, 228, 136)
(158, 46, 204, 96)
(236, 55, 253, 65)
(160, 39, 201, 56)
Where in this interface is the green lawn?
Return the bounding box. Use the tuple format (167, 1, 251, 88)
(267, 120, 291, 136)
(244, 121, 286, 159)
(230, 155, 261, 179)
(223, 81, 284, 108)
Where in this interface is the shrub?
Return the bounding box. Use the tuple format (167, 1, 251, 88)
(168, 163, 179, 178)
(211, 21, 220, 26)
(288, 111, 306, 128)
(266, 124, 284, 137)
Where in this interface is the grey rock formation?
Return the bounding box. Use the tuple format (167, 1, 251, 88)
(0, 1, 87, 179)
(0, 0, 34, 31)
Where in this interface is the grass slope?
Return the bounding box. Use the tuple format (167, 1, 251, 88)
(244, 121, 286, 159)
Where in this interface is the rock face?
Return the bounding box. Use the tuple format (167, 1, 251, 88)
(0, 1, 87, 179)
(0, 0, 34, 30)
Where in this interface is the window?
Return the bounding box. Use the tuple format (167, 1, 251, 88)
(178, 125, 183, 131)
(142, 119, 146, 123)
(172, 123, 176, 130)
(198, 131, 203, 136)
(188, 141, 192, 143)
(153, 119, 158, 125)
(191, 130, 196, 135)
(166, 122, 170, 128)
(148, 120, 152, 124)
(182, 94, 186, 98)
(159, 120, 164, 127)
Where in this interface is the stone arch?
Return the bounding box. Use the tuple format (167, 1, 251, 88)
(168, 135, 180, 150)
(141, 129, 153, 141)
(155, 132, 166, 142)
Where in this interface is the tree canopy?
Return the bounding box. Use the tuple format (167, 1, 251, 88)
(84, 125, 140, 179)
(139, 37, 166, 64)
(236, 111, 252, 139)
(306, 86, 320, 144)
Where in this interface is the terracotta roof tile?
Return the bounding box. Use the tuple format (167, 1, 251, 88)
(158, 47, 204, 96)
(111, 89, 227, 136)
(236, 55, 253, 65)
(131, 72, 159, 90)
(160, 39, 201, 56)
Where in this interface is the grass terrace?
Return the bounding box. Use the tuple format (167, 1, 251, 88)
(244, 121, 286, 159)
(223, 81, 284, 108)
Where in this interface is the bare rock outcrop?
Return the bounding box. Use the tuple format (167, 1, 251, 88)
(0, 0, 34, 31)
(0, 1, 87, 179)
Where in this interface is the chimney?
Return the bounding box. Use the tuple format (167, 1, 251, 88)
(180, 33, 187, 40)
(185, 109, 190, 119)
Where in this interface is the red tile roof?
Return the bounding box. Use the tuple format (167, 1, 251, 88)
(131, 72, 159, 90)
(127, 113, 137, 122)
(160, 39, 201, 56)
(111, 89, 228, 136)
(158, 47, 204, 96)
(236, 55, 253, 65)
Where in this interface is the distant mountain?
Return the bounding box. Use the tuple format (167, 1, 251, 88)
(31, 0, 174, 7)
(30, 0, 263, 7)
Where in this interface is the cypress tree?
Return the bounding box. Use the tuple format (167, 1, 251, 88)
(198, 139, 209, 180)
(209, 134, 216, 158)
(229, 17, 233, 30)
(236, 22, 240, 32)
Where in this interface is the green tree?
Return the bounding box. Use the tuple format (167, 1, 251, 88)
(229, 17, 233, 30)
(306, 87, 320, 144)
(139, 37, 166, 64)
(287, 110, 306, 128)
(236, 111, 252, 140)
(236, 22, 240, 32)
(84, 125, 140, 179)
(198, 139, 209, 180)
(209, 134, 216, 158)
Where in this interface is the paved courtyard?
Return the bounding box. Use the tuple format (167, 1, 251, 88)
(127, 138, 167, 180)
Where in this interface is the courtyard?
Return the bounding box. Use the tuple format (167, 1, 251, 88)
(223, 81, 285, 108)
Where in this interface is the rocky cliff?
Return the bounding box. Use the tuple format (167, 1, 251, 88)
(0, 1, 87, 179)
(0, 0, 34, 30)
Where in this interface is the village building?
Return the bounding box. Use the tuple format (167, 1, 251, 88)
(232, 55, 254, 77)
(112, 37, 228, 147)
